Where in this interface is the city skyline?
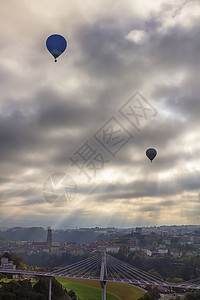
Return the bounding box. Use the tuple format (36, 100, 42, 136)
(0, 0, 200, 229)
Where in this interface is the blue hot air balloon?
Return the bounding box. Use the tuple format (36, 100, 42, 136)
(46, 34, 67, 62)
(146, 148, 157, 162)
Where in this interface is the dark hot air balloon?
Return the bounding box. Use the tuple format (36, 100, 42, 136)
(46, 34, 67, 62)
(146, 148, 157, 162)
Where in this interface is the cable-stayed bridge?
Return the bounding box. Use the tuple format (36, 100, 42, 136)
(52, 252, 166, 285)
(1, 252, 200, 300)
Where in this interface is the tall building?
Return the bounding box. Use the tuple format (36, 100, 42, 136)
(47, 227, 52, 247)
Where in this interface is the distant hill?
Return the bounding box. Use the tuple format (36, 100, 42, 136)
(0, 227, 109, 243)
(0, 227, 46, 242)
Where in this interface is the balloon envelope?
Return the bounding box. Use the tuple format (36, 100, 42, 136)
(46, 34, 67, 61)
(146, 148, 157, 162)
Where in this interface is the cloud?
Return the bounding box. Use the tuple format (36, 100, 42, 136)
(126, 30, 148, 44)
(0, 0, 199, 228)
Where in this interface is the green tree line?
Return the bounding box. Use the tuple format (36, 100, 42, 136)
(0, 277, 77, 300)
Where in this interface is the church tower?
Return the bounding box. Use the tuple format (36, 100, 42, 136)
(47, 227, 52, 247)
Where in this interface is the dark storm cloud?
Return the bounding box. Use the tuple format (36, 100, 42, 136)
(0, 108, 44, 165)
(35, 89, 109, 130)
(72, 23, 151, 101)
(105, 119, 187, 166)
(74, 15, 200, 88)
(149, 27, 199, 70)
(0, 88, 102, 163)
(0, 176, 11, 184)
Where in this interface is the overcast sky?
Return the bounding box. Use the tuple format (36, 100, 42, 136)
(0, 0, 200, 229)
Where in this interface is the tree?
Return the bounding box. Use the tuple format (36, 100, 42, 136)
(34, 277, 72, 300)
(148, 269, 161, 279)
(0, 277, 75, 300)
(184, 289, 200, 300)
(138, 287, 160, 300)
(172, 277, 183, 283)
(0, 292, 16, 300)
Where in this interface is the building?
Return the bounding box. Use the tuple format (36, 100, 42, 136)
(106, 246, 120, 254)
(141, 248, 153, 256)
(32, 227, 52, 251)
(0, 257, 16, 269)
(47, 227, 52, 247)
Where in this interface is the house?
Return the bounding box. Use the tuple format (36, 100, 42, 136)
(0, 257, 16, 270)
(106, 246, 119, 254)
(157, 248, 168, 255)
(170, 250, 182, 258)
(141, 248, 153, 256)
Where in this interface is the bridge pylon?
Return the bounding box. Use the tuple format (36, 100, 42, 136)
(49, 276, 52, 300)
(100, 251, 107, 300)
